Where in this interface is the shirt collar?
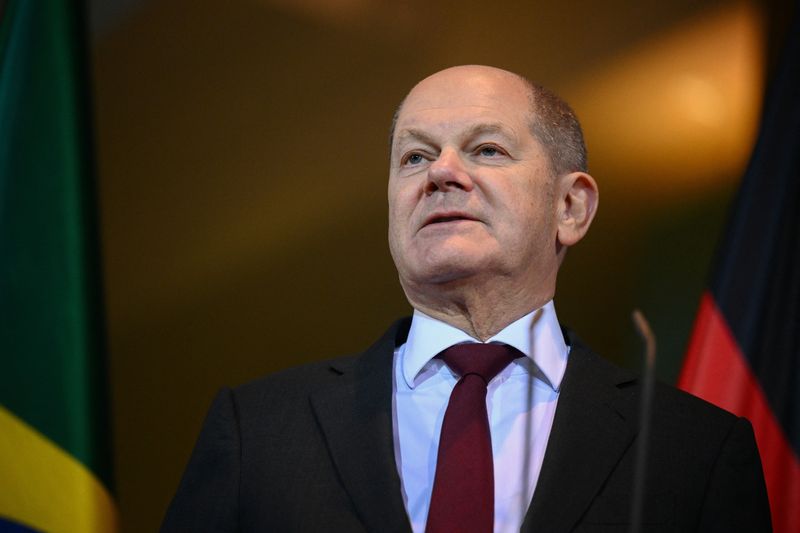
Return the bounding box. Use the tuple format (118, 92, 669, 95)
(402, 300, 569, 392)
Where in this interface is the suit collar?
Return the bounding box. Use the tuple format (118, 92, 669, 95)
(522, 328, 639, 532)
(309, 318, 413, 533)
(310, 321, 640, 533)
(402, 301, 567, 391)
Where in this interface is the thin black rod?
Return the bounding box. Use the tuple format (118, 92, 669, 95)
(629, 309, 656, 533)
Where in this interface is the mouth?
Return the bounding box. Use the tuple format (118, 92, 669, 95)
(422, 212, 480, 228)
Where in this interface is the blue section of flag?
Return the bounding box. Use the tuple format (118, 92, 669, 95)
(0, 517, 41, 533)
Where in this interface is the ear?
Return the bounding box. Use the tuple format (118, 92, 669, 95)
(556, 172, 599, 247)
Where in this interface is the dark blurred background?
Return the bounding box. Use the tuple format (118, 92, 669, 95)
(87, 0, 792, 530)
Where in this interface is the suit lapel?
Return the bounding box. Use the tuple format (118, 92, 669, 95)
(309, 321, 638, 533)
(522, 332, 639, 532)
(310, 319, 413, 533)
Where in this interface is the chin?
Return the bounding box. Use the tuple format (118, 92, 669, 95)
(406, 255, 494, 286)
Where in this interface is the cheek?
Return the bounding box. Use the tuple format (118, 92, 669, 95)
(388, 182, 419, 226)
(387, 190, 415, 253)
(387, 201, 408, 238)
(387, 183, 402, 223)
(507, 196, 558, 243)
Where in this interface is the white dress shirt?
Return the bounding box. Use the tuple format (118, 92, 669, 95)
(392, 300, 569, 533)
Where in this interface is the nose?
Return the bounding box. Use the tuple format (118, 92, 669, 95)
(425, 149, 474, 195)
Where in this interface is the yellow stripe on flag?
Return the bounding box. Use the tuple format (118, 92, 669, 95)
(0, 406, 118, 533)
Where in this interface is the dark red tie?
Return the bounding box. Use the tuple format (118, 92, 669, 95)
(425, 343, 520, 533)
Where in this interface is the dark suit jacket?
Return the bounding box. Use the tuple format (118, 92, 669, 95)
(162, 319, 771, 532)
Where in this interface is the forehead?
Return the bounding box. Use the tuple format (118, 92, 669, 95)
(395, 68, 532, 136)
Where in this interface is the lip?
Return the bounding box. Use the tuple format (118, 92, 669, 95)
(420, 211, 480, 229)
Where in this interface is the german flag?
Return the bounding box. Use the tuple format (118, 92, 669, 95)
(0, 1, 117, 531)
(678, 11, 800, 533)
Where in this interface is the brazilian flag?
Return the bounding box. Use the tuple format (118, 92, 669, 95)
(0, 1, 117, 531)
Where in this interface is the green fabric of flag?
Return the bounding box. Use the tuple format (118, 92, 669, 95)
(0, 0, 116, 530)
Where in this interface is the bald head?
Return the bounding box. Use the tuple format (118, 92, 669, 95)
(389, 65, 587, 176)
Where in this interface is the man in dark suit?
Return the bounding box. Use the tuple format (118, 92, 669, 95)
(162, 65, 771, 532)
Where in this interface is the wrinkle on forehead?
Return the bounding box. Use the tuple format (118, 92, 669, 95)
(389, 66, 534, 157)
(396, 122, 519, 148)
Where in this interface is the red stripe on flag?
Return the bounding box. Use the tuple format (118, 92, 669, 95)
(679, 292, 800, 533)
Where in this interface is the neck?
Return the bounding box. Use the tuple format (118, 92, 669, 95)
(402, 274, 555, 341)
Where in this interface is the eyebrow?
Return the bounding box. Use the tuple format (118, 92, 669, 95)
(395, 128, 438, 147)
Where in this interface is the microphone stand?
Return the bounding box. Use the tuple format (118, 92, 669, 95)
(629, 309, 656, 533)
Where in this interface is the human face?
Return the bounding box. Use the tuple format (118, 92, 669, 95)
(388, 66, 562, 294)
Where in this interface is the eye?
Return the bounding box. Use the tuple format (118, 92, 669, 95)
(401, 152, 427, 166)
(476, 144, 506, 158)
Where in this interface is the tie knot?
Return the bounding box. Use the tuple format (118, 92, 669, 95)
(438, 343, 520, 384)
